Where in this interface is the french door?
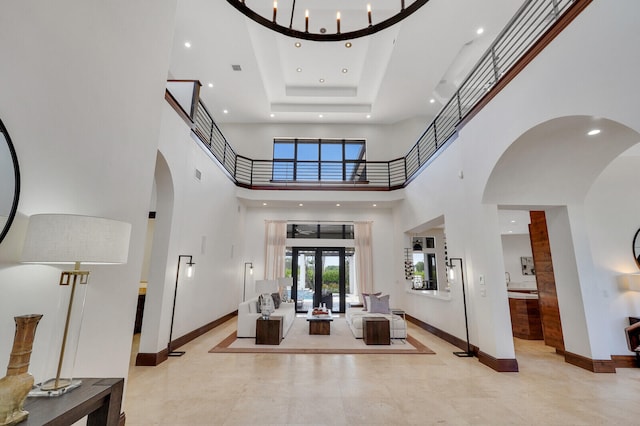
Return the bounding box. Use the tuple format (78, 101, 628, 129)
(291, 247, 348, 313)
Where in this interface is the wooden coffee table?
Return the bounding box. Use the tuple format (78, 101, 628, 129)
(306, 309, 333, 335)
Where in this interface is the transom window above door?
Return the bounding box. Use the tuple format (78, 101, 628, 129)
(273, 138, 366, 182)
(287, 223, 354, 239)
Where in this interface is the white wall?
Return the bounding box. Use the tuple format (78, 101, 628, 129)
(501, 234, 537, 289)
(138, 103, 244, 354)
(0, 0, 177, 384)
(394, 0, 640, 360)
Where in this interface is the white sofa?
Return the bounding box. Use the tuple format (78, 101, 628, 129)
(345, 306, 407, 339)
(237, 296, 296, 338)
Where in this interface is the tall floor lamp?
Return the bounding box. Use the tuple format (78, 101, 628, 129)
(168, 255, 195, 357)
(242, 262, 253, 302)
(448, 257, 473, 357)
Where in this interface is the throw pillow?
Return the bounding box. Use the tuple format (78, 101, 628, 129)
(258, 294, 275, 314)
(369, 294, 390, 314)
(361, 292, 382, 311)
(271, 292, 281, 309)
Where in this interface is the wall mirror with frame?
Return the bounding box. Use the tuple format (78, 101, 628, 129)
(0, 118, 20, 245)
(633, 228, 640, 269)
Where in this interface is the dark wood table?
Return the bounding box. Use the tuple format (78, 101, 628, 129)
(363, 317, 390, 345)
(23, 377, 123, 426)
(256, 316, 283, 345)
(306, 310, 333, 335)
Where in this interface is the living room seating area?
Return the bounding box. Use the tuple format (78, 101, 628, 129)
(237, 296, 296, 338)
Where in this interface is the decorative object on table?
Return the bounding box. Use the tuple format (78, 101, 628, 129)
(448, 257, 473, 357)
(226, 0, 431, 42)
(0, 118, 20, 247)
(0, 314, 42, 426)
(242, 262, 253, 302)
(168, 255, 195, 357)
(255, 279, 278, 319)
(21, 214, 131, 396)
(520, 256, 535, 275)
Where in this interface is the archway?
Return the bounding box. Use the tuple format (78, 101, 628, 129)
(483, 115, 640, 369)
(135, 151, 175, 364)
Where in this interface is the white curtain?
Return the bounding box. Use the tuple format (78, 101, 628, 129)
(354, 221, 373, 294)
(264, 220, 287, 280)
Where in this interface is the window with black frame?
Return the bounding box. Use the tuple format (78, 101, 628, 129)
(272, 138, 366, 182)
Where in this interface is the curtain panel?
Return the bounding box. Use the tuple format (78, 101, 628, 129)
(264, 220, 287, 280)
(354, 221, 373, 295)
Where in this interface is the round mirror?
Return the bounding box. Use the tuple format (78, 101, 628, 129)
(0, 118, 20, 244)
(634, 228, 640, 269)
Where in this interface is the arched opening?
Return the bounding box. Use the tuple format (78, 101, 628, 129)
(484, 115, 640, 368)
(134, 152, 175, 365)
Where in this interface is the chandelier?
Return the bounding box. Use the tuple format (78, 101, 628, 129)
(227, 0, 432, 42)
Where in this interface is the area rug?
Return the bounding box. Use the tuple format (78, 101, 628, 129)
(209, 315, 435, 355)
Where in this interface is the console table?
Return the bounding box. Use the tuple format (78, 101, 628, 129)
(23, 377, 123, 426)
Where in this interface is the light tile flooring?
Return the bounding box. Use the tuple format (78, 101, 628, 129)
(125, 318, 640, 425)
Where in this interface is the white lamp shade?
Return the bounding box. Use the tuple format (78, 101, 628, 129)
(255, 279, 278, 294)
(21, 214, 131, 264)
(277, 277, 293, 287)
(618, 274, 640, 292)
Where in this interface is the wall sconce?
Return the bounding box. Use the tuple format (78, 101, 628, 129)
(21, 214, 131, 396)
(168, 255, 195, 357)
(618, 273, 640, 292)
(447, 257, 473, 358)
(243, 262, 253, 302)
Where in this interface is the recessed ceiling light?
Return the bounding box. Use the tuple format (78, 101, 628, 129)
(318, 114, 323, 118)
(372, 204, 377, 207)
(223, 109, 228, 114)
(588, 129, 601, 136)
(429, 98, 435, 104)
(319, 78, 325, 83)
(295, 42, 302, 48)
(270, 113, 275, 118)
(366, 114, 371, 119)
(345, 42, 352, 48)
(262, 202, 267, 206)
(184, 41, 191, 48)
(296, 67, 302, 72)
(510, 220, 516, 223)
(342, 68, 348, 73)
(336, 203, 340, 207)
(208, 83, 213, 88)
(299, 203, 304, 207)
(477, 27, 484, 35)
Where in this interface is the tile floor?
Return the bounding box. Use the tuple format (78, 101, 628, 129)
(125, 318, 640, 425)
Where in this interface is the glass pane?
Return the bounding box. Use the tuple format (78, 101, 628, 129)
(273, 161, 294, 180)
(321, 143, 342, 161)
(297, 143, 319, 161)
(274, 142, 294, 159)
(345, 248, 355, 305)
(345, 142, 365, 160)
(321, 250, 340, 311)
(293, 224, 317, 238)
(345, 162, 366, 181)
(296, 162, 318, 180)
(296, 250, 315, 312)
(319, 225, 344, 239)
(320, 162, 342, 181)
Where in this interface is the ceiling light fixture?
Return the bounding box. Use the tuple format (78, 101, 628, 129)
(184, 41, 191, 48)
(208, 83, 213, 88)
(319, 78, 325, 83)
(477, 27, 484, 35)
(318, 114, 323, 118)
(227, 0, 431, 42)
(342, 68, 348, 73)
(366, 114, 371, 119)
(270, 113, 275, 118)
(294, 41, 301, 47)
(345, 42, 352, 48)
(296, 67, 302, 72)
(588, 129, 601, 136)
(429, 98, 435, 103)
(299, 203, 304, 207)
(223, 109, 229, 114)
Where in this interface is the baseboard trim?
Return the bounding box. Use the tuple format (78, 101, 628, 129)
(611, 355, 639, 369)
(406, 314, 478, 353)
(564, 351, 616, 373)
(135, 310, 237, 366)
(477, 351, 519, 372)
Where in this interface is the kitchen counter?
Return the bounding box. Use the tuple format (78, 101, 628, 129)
(508, 293, 543, 340)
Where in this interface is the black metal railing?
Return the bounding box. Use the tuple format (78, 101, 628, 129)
(178, 0, 583, 191)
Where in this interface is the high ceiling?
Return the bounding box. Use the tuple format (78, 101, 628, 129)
(169, 0, 524, 124)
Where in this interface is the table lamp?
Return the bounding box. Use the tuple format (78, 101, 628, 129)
(21, 214, 131, 396)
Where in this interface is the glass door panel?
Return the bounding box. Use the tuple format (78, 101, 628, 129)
(292, 249, 316, 313)
(292, 247, 348, 313)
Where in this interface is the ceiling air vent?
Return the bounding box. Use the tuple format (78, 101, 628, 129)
(231, 64, 242, 71)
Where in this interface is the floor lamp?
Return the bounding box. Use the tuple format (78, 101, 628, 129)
(448, 257, 473, 357)
(168, 255, 195, 357)
(243, 262, 253, 302)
